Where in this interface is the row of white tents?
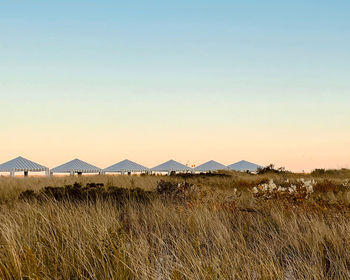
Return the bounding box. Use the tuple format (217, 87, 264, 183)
(0, 156, 262, 177)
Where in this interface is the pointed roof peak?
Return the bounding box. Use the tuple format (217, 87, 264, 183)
(0, 156, 48, 172)
(207, 160, 222, 164)
(194, 160, 227, 172)
(104, 159, 149, 172)
(151, 160, 192, 172)
(163, 159, 175, 162)
(51, 158, 101, 173)
(228, 160, 262, 172)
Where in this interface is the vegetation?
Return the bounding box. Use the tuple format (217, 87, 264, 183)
(0, 171, 350, 279)
(311, 168, 350, 179)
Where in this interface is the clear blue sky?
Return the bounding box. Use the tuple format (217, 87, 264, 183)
(1, 0, 349, 171)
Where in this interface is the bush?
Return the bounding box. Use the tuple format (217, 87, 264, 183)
(311, 168, 350, 179)
(19, 182, 153, 205)
(171, 172, 231, 179)
(257, 164, 288, 174)
(156, 180, 196, 201)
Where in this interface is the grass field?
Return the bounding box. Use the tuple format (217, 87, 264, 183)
(0, 170, 350, 279)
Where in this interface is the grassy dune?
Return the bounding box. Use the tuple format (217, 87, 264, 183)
(0, 172, 350, 279)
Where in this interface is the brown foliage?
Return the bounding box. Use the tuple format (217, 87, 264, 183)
(0, 174, 349, 279)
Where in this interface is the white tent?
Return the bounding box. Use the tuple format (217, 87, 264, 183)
(151, 160, 192, 175)
(0, 156, 49, 177)
(104, 159, 149, 175)
(227, 160, 262, 172)
(51, 158, 102, 175)
(194, 160, 228, 172)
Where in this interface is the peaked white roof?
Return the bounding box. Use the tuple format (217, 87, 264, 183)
(0, 156, 48, 172)
(228, 160, 262, 172)
(51, 159, 102, 173)
(104, 159, 149, 172)
(151, 160, 193, 172)
(194, 160, 228, 172)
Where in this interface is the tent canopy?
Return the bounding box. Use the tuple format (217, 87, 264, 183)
(228, 160, 262, 172)
(0, 156, 48, 172)
(151, 160, 192, 172)
(104, 159, 149, 173)
(194, 160, 227, 172)
(51, 158, 102, 173)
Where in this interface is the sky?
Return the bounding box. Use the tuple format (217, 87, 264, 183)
(0, 0, 349, 172)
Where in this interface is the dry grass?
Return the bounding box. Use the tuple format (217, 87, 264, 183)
(0, 175, 158, 203)
(0, 172, 350, 279)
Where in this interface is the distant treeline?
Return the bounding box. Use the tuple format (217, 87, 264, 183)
(311, 168, 350, 178)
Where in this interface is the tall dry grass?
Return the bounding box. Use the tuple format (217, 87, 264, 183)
(0, 173, 349, 279)
(1, 199, 350, 279)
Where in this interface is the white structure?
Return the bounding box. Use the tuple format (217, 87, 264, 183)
(151, 160, 193, 175)
(0, 156, 49, 177)
(104, 159, 149, 175)
(228, 160, 262, 172)
(51, 158, 102, 176)
(194, 160, 228, 173)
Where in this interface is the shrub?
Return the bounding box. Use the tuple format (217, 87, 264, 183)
(257, 164, 288, 174)
(19, 182, 152, 205)
(311, 168, 350, 179)
(156, 180, 196, 201)
(172, 172, 231, 179)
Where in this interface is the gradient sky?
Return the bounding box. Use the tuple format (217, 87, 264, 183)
(1, 0, 349, 172)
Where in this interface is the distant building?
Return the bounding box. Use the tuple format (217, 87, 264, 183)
(194, 160, 228, 173)
(151, 160, 193, 175)
(51, 158, 102, 176)
(0, 156, 49, 177)
(104, 159, 149, 175)
(227, 160, 262, 172)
